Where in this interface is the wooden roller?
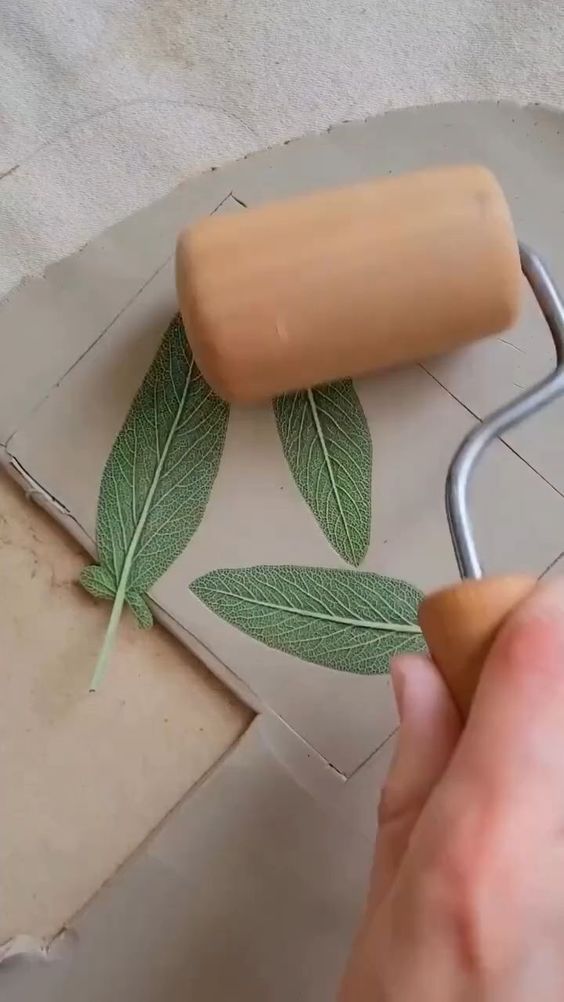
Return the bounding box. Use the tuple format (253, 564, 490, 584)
(176, 164, 521, 402)
(176, 162, 536, 720)
(418, 576, 536, 720)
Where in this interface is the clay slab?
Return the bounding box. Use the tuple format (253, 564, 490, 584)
(4, 102, 564, 775)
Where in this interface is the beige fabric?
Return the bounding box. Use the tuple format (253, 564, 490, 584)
(1, 1, 563, 296)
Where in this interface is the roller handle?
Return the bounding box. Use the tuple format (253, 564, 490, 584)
(418, 575, 536, 720)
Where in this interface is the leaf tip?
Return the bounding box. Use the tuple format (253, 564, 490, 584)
(343, 550, 364, 568)
(189, 573, 206, 594)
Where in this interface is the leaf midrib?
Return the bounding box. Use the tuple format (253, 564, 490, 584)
(306, 388, 356, 559)
(119, 357, 195, 590)
(200, 585, 422, 635)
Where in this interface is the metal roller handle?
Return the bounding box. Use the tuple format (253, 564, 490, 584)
(447, 244, 564, 580)
(419, 245, 564, 719)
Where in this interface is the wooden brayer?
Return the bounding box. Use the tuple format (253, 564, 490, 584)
(176, 165, 564, 718)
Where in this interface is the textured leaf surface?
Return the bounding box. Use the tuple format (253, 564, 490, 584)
(125, 592, 154, 629)
(191, 565, 425, 674)
(274, 382, 372, 565)
(80, 564, 116, 600)
(81, 313, 229, 688)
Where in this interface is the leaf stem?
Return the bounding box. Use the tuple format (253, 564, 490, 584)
(197, 586, 423, 634)
(306, 388, 356, 562)
(89, 581, 127, 691)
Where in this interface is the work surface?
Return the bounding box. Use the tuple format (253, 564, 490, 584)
(3, 104, 564, 998)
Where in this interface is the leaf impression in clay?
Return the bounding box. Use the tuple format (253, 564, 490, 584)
(80, 314, 229, 690)
(273, 381, 372, 565)
(191, 565, 425, 673)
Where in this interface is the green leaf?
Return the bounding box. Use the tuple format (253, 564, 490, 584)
(274, 381, 372, 566)
(81, 314, 229, 690)
(191, 565, 426, 674)
(80, 564, 116, 600)
(126, 592, 154, 630)
(80, 565, 154, 629)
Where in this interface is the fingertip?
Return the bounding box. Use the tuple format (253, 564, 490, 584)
(390, 653, 460, 726)
(390, 653, 434, 705)
(374, 652, 462, 899)
(390, 656, 408, 719)
(385, 654, 462, 800)
(390, 652, 434, 674)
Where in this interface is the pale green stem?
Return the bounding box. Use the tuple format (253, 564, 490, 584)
(306, 388, 355, 559)
(205, 588, 423, 634)
(89, 580, 128, 691)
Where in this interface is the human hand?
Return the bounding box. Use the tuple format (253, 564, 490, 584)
(340, 578, 564, 1001)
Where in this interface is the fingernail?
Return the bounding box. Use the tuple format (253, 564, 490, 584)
(391, 660, 406, 721)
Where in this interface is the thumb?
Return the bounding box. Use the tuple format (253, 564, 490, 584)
(371, 654, 461, 902)
(445, 577, 564, 826)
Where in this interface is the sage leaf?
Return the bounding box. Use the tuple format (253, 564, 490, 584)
(81, 314, 229, 690)
(274, 381, 372, 566)
(125, 592, 154, 630)
(80, 565, 116, 601)
(191, 565, 425, 674)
